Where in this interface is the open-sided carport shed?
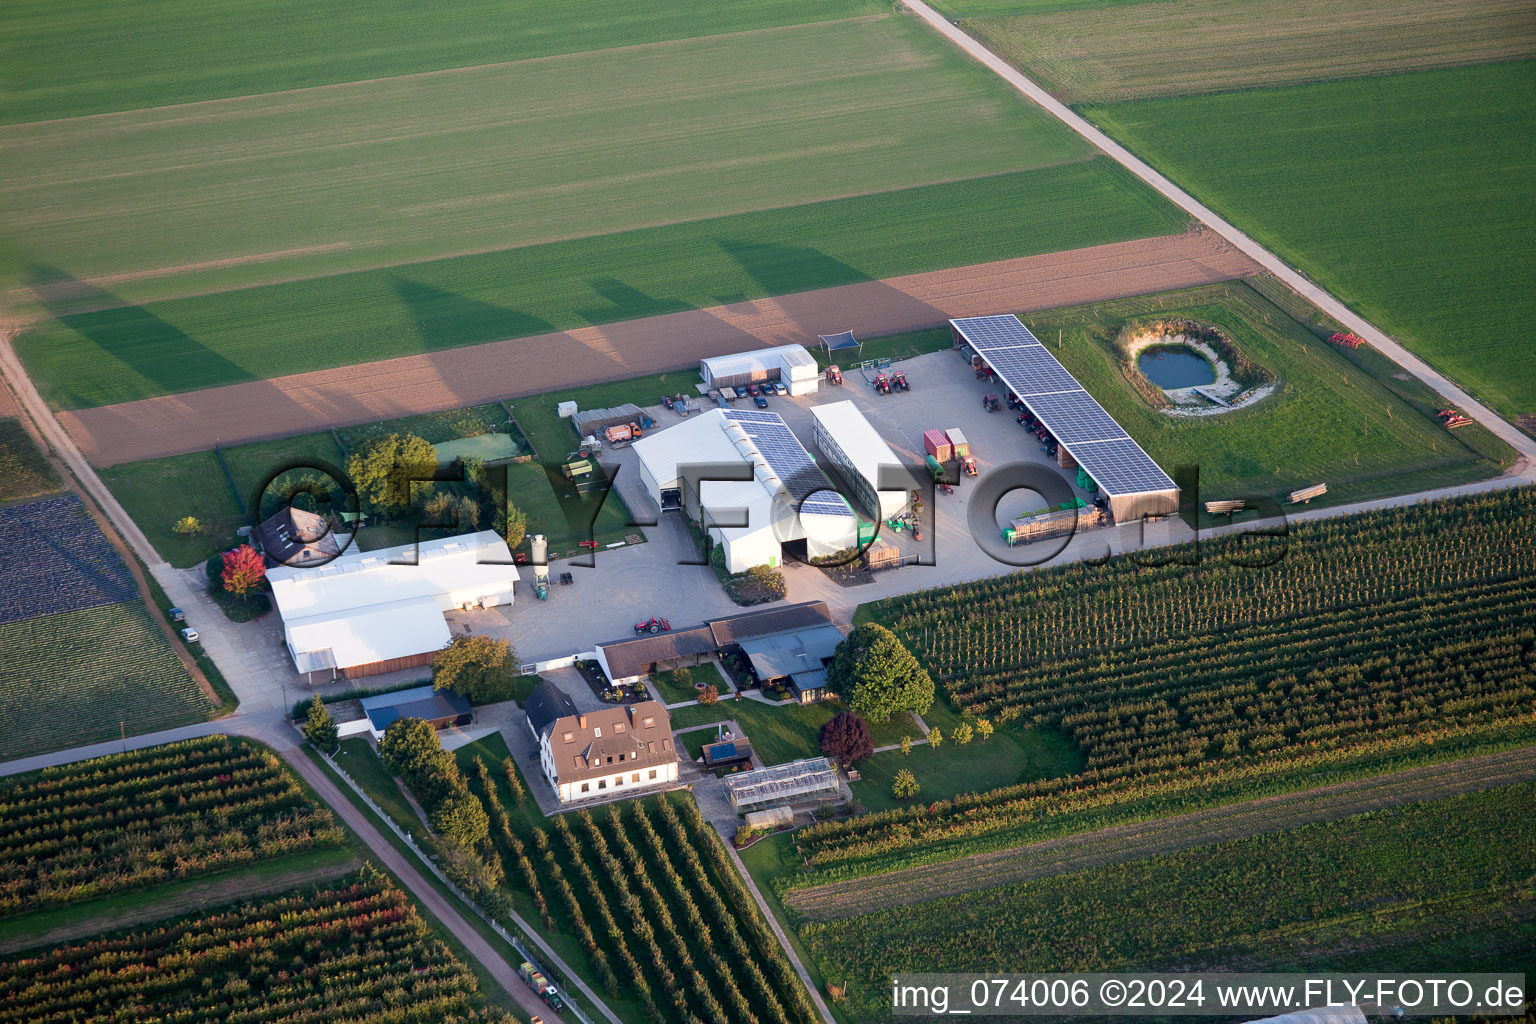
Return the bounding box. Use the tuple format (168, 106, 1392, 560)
(950, 315, 1179, 522)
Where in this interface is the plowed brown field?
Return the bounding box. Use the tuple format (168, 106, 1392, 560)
(62, 231, 1253, 466)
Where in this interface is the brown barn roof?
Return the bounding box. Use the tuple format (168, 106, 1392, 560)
(546, 701, 676, 783)
(707, 601, 832, 646)
(599, 626, 716, 680)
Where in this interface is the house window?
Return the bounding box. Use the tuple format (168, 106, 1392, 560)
(615, 776, 623, 786)
(598, 779, 607, 790)
(593, 726, 602, 738)
(648, 769, 658, 780)
(632, 773, 640, 783)
(562, 731, 574, 743)
(614, 723, 625, 733)
(641, 716, 655, 727)
(605, 755, 613, 764)
(580, 783, 590, 793)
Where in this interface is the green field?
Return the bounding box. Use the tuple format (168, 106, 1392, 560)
(1082, 62, 1536, 418)
(799, 784, 1536, 1022)
(2, 15, 1086, 310)
(1027, 282, 1514, 506)
(0, 603, 212, 760)
(0, 418, 61, 504)
(1, 0, 884, 124)
(963, 0, 1536, 102)
(14, 157, 1181, 410)
(4, 4, 1189, 411)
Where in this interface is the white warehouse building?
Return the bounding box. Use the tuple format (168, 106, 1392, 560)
(700, 344, 820, 397)
(632, 408, 857, 572)
(268, 530, 518, 680)
(810, 400, 919, 521)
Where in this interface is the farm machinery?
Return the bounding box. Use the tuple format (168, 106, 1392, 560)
(890, 371, 909, 391)
(825, 365, 843, 385)
(872, 373, 891, 395)
(634, 615, 671, 636)
(530, 534, 550, 600)
(982, 394, 1000, 412)
(518, 962, 566, 1013)
(1438, 408, 1474, 429)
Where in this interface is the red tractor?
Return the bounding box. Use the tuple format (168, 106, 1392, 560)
(634, 616, 671, 636)
(873, 373, 891, 394)
(826, 365, 843, 385)
(890, 372, 910, 392)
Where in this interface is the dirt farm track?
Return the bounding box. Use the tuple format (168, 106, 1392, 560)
(54, 231, 1253, 466)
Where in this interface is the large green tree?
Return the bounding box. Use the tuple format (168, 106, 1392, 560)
(378, 717, 463, 808)
(826, 623, 934, 723)
(346, 433, 437, 514)
(432, 635, 518, 704)
(301, 697, 338, 751)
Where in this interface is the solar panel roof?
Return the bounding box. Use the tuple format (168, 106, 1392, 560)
(951, 316, 1175, 498)
(723, 409, 853, 517)
(978, 346, 1082, 397)
(952, 315, 1043, 351)
(1022, 390, 1129, 444)
(1070, 438, 1178, 493)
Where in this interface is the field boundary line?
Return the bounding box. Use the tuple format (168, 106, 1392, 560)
(785, 744, 1536, 921)
(899, 0, 1536, 464)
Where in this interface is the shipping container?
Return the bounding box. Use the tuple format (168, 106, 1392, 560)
(945, 428, 969, 458)
(922, 429, 952, 462)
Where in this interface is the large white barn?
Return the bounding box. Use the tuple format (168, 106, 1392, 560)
(632, 408, 857, 572)
(809, 400, 919, 521)
(268, 530, 518, 680)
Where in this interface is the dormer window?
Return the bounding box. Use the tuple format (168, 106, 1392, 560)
(641, 716, 655, 728)
(562, 731, 574, 743)
(593, 726, 602, 738)
(614, 723, 625, 733)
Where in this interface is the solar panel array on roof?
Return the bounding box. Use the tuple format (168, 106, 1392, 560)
(979, 346, 1081, 396)
(1022, 390, 1128, 443)
(952, 315, 1043, 350)
(1070, 438, 1182, 494)
(723, 409, 853, 517)
(951, 316, 1176, 498)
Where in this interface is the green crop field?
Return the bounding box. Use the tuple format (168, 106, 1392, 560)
(1082, 62, 1536, 418)
(4, 3, 1187, 411)
(0, 0, 884, 124)
(2, 15, 1088, 312)
(799, 784, 1536, 1022)
(0, 602, 212, 760)
(962, 0, 1536, 103)
(1028, 283, 1514, 506)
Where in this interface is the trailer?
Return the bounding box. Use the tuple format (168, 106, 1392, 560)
(1288, 483, 1328, 505)
(518, 962, 566, 1012)
(1003, 500, 1105, 545)
(945, 428, 969, 459)
(924, 454, 945, 482)
(923, 429, 953, 462)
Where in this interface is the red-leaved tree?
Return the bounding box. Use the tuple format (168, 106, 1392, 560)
(221, 544, 266, 596)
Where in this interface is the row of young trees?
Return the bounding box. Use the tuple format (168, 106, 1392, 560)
(0, 736, 342, 916)
(0, 869, 523, 1024)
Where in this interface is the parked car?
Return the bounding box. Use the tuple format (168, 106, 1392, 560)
(753, 394, 769, 408)
(733, 386, 749, 398)
(772, 381, 788, 395)
(180, 627, 200, 643)
(746, 383, 761, 397)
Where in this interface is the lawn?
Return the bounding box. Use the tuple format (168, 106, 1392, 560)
(1082, 61, 1536, 418)
(650, 662, 730, 706)
(0, 418, 61, 504)
(670, 697, 923, 768)
(0, 602, 211, 760)
(0, 0, 884, 124)
(852, 699, 1083, 812)
(962, 0, 1536, 103)
(14, 156, 1182, 410)
(1022, 282, 1514, 507)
